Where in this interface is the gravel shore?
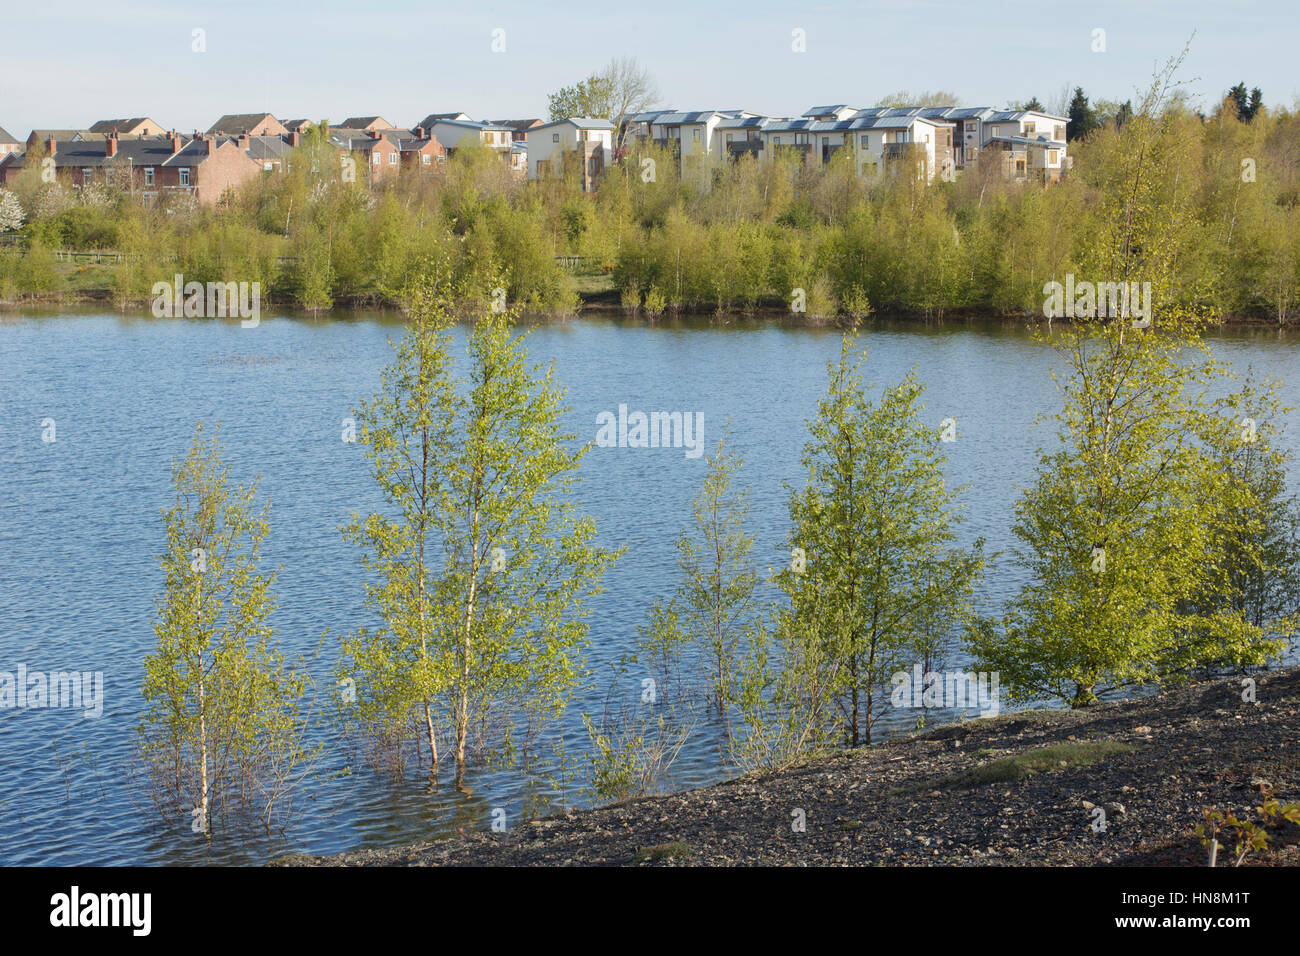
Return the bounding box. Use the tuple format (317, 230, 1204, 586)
(277, 666, 1300, 866)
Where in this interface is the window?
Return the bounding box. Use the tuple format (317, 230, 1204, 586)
(388, 152, 397, 164)
(144, 168, 155, 186)
(264, 162, 273, 171)
(552, 133, 559, 142)
(179, 168, 190, 186)
(1048, 150, 1059, 164)
(422, 153, 431, 165)
(372, 152, 380, 164)
(726, 133, 733, 143)
(861, 135, 870, 148)
(773, 136, 781, 145)
(82, 168, 92, 185)
(1024, 122, 1035, 134)
(822, 137, 828, 146)
(693, 128, 700, 141)
(1015, 159, 1025, 174)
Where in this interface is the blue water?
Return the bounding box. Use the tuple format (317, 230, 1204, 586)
(1, 310, 1297, 864)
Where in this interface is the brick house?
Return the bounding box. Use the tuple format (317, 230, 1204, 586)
(206, 113, 288, 137)
(0, 131, 261, 205)
(89, 117, 166, 137)
(0, 126, 20, 158)
(329, 126, 444, 180)
(340, 116, 393, 131)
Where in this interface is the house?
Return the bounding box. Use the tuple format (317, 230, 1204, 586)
(0, 126, 20, 158)
(282, 119, 315, 135)
(206, 113, 287, 137)
(490, 119, 544, 142)
(0, 131, 261, 204)
(26, 129, 100, 149)
(510, 141, 527, 176)
(418, 112, 472, 127)
(625, 109, 760, 174)
(978, 109, 1068, 182)
(242, 131, 303, 172)
(527, 118, 613, 191)
(424, 119, 513, 158)
(327, 126, 446, 180)
(791, 104, 1068, 182)
(89, 117, 166, 137)
(340, 116, 394, 131)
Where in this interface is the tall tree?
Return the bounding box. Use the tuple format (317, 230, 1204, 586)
(137, 423, 314, 838)
(777, 334, 983, 746)
(547, 56, 660, 148)
(341, 264, 619, 786)
(968, 50, 1283, 708)
(1066, 87, 1098, 141)
(1228, 83, 1264, 123)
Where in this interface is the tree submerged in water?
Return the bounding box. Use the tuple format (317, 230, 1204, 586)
(966, 49, 1293, 708)
(136, 423, 317, 839)
(340, 264, 619, 787)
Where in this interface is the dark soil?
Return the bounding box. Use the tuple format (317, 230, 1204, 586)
(276, 667, 1300, 867)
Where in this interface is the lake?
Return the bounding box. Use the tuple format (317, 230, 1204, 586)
(1, 308, 1297, 865)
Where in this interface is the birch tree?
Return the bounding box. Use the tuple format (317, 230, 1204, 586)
(138, 423, 314, 838)
(342, 268, 619, 786)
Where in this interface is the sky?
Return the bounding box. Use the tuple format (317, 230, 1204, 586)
(1, 0, 1297, 138)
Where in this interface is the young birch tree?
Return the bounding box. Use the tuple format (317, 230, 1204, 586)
(138, 423, 314, 838)
(776, 334, 983, 747)
(967, 49, 1282, 707)
(343, 267, 619, 787)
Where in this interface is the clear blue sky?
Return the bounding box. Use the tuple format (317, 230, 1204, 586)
(2, 0, 1296, 138)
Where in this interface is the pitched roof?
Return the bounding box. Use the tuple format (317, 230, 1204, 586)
(340, 116, 392, 129)
(0, 126, 18, 145)
(88, 117, 158, 134)
(490, 118, 543, 131)
(418, 112, 472, 127)
(532, 117, 615, 131)
(17, 135, 182, 168)
(206, 113, 282, 134)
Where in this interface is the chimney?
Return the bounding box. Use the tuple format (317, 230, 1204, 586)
(106, 132, 118, 158)
(415, 126, 425, 139)
(170, 132, 182, 153)
(205, 138, 214, 155)
(46, 137, 56, 156)
(369, 128, 382, 140)
(288, 131, 300, 147)
(237, 133, 250, 149)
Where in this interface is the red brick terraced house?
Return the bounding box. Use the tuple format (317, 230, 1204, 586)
(206, 112, 288, 137)
(328, 126, 445, 181)
(0, 131, 261, 205)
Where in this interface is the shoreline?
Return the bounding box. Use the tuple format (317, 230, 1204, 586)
(275, 667, 1300, 867)
(0, 290, 1295, 329)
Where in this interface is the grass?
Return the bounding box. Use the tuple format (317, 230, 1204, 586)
(632, 840, 691, 863)
(897, 740, 1134, 794)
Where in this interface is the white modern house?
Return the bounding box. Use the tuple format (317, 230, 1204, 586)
(424, 119, 514, 158)
(624, 109, 760, 174)
(527, 117, 614, 191)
